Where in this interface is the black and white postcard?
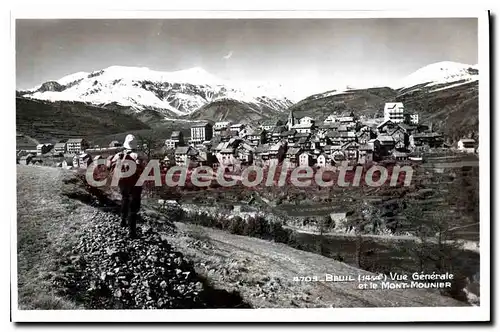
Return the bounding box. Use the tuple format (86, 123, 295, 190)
(11, 8, 490, 323)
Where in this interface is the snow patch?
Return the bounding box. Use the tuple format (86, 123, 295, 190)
(398, 61, 478, 90)
(57, 71, 89, 86)
(428, 78, 478, 93)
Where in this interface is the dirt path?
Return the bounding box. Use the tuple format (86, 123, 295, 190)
(165, 222, 465, 308)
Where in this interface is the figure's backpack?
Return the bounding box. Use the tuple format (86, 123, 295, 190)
(110, 150, 144, 186)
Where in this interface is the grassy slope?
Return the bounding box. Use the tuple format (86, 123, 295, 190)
(396, 81, 479, 141)
(16, 97, 150, 145)
(288, 87, 397, 121)
(17, 165, 96, 309)
(187, 98, 283, 124)
(90, 120, 196, 148)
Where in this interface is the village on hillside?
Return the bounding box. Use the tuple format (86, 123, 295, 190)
(16, 102, 478, 170)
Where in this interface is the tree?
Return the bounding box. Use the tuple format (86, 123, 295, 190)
(401, 198, 461, 273)
(343, 206, 365, 268)
(446, 166, 479, 224)
(400, 199, 435, 271)
(137, 135, 162, 159)
(316, 215, 334, 256)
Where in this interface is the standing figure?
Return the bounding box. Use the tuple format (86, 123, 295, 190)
(110, 134, 146, 238)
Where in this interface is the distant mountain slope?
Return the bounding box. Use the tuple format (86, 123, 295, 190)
(396, 80, 479, 141)
(187, 98, 287, 124)
(288, 87, 397, 120)
(16, 97, 150, 144)
(20, 66, 293, 118)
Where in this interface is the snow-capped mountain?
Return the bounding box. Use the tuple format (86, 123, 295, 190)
(22, 66, 294, 118)
(397, 61, 478, 92)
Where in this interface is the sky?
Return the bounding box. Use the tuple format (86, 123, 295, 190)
(16, 18, 478, 100)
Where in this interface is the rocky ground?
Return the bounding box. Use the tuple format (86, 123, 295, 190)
(54, 216, 220, 309)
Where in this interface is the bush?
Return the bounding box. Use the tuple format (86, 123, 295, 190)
(219, 217, 232, 231)
(228, 217, 245, 235)
(269, 222, 290, 244)
(243, 217, 266, 238)
(163, 206, 185, 222)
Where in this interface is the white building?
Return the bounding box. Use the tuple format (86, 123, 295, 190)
(409, 114, 419, 125)
(165, 139, 176, 150)
(299, 116, 314, 125)
(230, 123, 246, 136)
(299, 152, 312, 167)
(384, 102, 405, 123)
(78, 153, 93, 169)
(53, 142, 66, 155)
(317, 154, 327, 167)
(67, 138, 89, 155)
(337, 116, 354, 123)
(293, 123, 313, 134)
(324, 114, 337, 124)
(213, 121, 231, 135)
(458, 138, 476, 153)
(190, 123, 213, 145)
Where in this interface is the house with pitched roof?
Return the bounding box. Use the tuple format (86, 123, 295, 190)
(53, 142, 66, 155)
(236, 143, 255, 165)
(229, 123, 247, 136)
(254, 144, 271, 166)
(175, 146, 195, 167)
(245, 128, 267, 146)
(293, 122, 314, 134)
(358, 144, 374, 164)
(214, 137, 242, 166)
(299, 116, 315, 126)
(259, 119, 283, 132)
(387, 126, 409, 150)
(299, 151, 313, 167)
(317, 153, 329, 168)
(285, 147, 302, 167)
(78, 153, 93, 169)
(281, 129, 297, 144)
(357, 129, 375, 144)
(36, 143, 53, 156)
(270, 125, 286, 143)
(409, 132, 444, 149)
(323, 114, 337, 124)
(342, 141, 360, 161)
(213, 121, 231, 136)
(377, 119, 399, 134)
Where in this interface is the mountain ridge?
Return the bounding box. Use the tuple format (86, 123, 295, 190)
(20, 66, 294, 118)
